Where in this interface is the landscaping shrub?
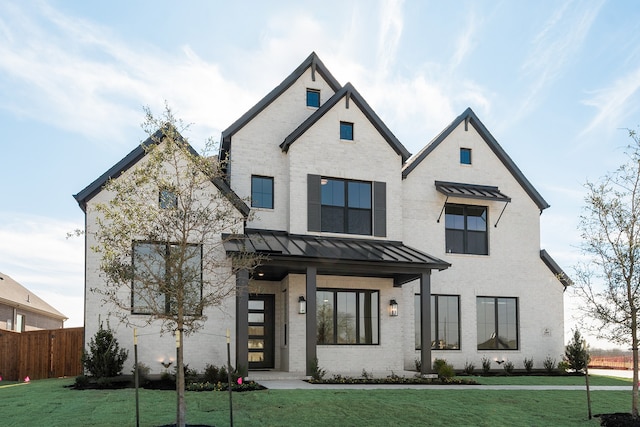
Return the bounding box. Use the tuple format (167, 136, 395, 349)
(523, 357, 534, 374)
(543, 356, 556, 374)
(463, 361, 475, 375)
(481, 357, 491, 375)
(414, 358, 421, 372)
(132, 362, 150, 385)
(310, 357, 326, 381)
(565, 329, 589, 372)
(433, 358, 455, 379)
(82, 324, 128, 378)
(503, 361, 514, 375)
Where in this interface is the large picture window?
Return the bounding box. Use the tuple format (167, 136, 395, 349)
(321, 178, 371, 235)
(477, 297, 518, 350)
(414, 294, 460, 350)
(317, 289, 379, 345)
(445, 204, 488, 255)
(132, 241, 203, 316)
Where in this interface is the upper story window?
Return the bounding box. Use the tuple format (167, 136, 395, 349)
(460, 148, 472, 165)
(251, 175, 274, 209)
(445, 204, 488, 255)
(477, 296, 518, 350)
(317, 289, 379, 345)
(340, 122, 354, 140)
(321, 178, 371, 235)
(306, 89, 320, 108)
(132, 241, 203, 316)
(159, 189, 177, 209)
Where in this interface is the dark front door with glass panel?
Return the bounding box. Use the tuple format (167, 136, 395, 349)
(248, 294, 275, 369)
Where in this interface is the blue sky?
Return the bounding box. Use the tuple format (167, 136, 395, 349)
(1, 0, 639, 347)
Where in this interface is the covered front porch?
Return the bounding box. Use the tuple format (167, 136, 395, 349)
(224, 229, 449, 376)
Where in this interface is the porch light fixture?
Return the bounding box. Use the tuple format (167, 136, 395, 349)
(161, 358, 173, 369)
(298, 296, 306, 314)
(389, 299, 398, 317)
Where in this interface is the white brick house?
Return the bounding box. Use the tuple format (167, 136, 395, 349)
(75, 52, 569, 376)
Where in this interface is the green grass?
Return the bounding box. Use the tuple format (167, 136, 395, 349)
(0, 377, 633, 426)
(471, 374, 632, 386)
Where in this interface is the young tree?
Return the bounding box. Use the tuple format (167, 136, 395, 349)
(564, 329, 589, 372)
(574, 129, 640, 417)
(90, 104, 259, 427)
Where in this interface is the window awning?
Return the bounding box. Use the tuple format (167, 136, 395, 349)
(435, 181, 511, 202)
(223, 229, 450, 286)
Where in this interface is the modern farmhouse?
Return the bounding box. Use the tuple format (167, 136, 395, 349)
(75, 52, 569, 376)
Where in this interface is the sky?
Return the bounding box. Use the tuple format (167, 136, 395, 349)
(1, 0, 639, 348)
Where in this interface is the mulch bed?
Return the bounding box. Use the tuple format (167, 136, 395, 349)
(597, 413, 640, 426)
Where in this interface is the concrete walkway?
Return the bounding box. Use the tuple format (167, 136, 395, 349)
(256, 369, 635, 391)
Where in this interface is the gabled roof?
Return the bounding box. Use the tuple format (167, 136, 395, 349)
(402, 108, 550, 211)
(219, 52, 342, 159)
(0, 272, 67, 321)
(74, 127, 250, 216)
(540, 249, 573, 289)
(280, 83, 412, 162)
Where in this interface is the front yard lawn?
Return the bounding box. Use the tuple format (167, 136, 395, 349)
(0, 377, 631, 426)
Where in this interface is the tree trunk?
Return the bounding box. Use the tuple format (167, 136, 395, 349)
(632, 309, 639, 418)
(176, 329, 186, 427)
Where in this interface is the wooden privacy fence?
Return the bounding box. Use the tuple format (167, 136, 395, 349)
(589, 355, 633, 370)
(0, 327, 84, 381)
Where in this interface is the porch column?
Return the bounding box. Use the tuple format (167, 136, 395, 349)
(235, 268, 249, 375)
(420, 271, 433, 375)
(305, 266, 317, 375)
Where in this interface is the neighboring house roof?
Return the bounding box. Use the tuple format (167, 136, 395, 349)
(402, 108, 550, 211)
(223, 229, 450, 286)
(280, 83, 412, 162)
(540, 249, 573, 289)
(74, 127, 250, 216)
(0, 272, 67, 321)
(220, 51, 342, 161)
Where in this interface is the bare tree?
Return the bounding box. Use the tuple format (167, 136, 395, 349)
(574, 129, 640, 417)
(90, 104, 259, 426)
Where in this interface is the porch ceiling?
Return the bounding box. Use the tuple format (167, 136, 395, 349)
(223, 229, 450, 286)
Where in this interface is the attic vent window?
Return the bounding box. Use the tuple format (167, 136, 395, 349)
(306, 89, 320, 108)
(460, 148, 472, 165)
(340, 122, 354, 140)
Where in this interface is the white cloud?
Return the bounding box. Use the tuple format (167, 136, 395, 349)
(376, 0, 404, 80)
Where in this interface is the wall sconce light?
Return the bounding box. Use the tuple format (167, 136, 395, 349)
(389, 299, 398, 317)
(161, 359, 173, 369)
(495, 359, 505, 365)
(298, 296, 306, 314)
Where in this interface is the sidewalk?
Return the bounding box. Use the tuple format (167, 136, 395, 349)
(256, 369, 635, 390)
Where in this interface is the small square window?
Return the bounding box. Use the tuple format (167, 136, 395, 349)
(306, 89, 320, 108)
(340, 122, 354, 140)
(159, 189, 178, 209)
(460, 148, 472, 165)
(251, 176, 274, 209)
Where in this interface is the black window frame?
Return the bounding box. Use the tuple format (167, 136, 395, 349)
(340, 121, 354, 140)
(414, 294, 460, 350)
(131, 241, 203, 316)
(476, 296, 519, 350)
(251, 175, 274, 209)
(460, 148, 472, 165)
(316, 288, 379, 345)
(445, 203, 488, 255)
(159, 188, 178, 209)
(306, 88, 320, 108)
(320, 177, 372, 235)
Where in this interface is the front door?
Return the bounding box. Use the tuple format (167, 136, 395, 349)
(248, 294, 275, 369)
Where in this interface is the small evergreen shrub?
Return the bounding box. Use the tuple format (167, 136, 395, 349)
(463, 361, 475, 375)
(433, 358, 455, 379)
(503, 361, 514, 375)
(361, 369, 373, 380)
(523, 357, 534, 374)
(131, 362, 150, 384)
(565, 329, 589, 372)
(310, 357, 326, 381)
(414, 358, 422, 372)
(82, 324, 128, 378)
(543, 356, 556, 374)
(481, 357, 491, 375)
